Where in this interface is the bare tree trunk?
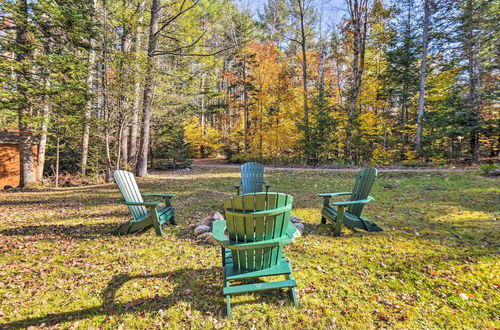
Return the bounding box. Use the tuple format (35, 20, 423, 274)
(102, 0, 112, 181)
(416, 0, 430, 155)
(119, 121, 129, 168)
(117, 5, 131, 170)
(318, 45, 325, 112)
(332, 34, 344, 109)
(243, 56, 249, 152)
(116, 125, 122, 169)
(129, 3, 145, 167)
(401, 99, 408, 157)
(104, 126, 112, 180)
(200, 74, 206, 157)
(465, 0, 481, 162)
(15, 0, 36, 187)
(345, 0, 369, 163)
(38, 93, 50, 181)
(297, 0, 310, 158)
(80, 0, 98, 176)
(37, 41, 51, 182)
(259, 99, 263, 156)
(81, 50, 95, 176)
(136, 0, 160, 177)
(383, 125, 387, 149)
(55, 135, 60, 188)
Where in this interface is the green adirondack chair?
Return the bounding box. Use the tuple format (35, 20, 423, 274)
(234, 162, 271, 195)
(113, 170, 176, 236)
(319, 168, 382, 236)
(212, 192, 298, 317)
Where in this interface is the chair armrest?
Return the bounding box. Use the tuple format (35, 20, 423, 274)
(286, 221, 298, 239)
(318, 192, 352, 197)
(142, 194, 175, 207)
(331, 196, 374, 206)
(225, 204, 292, 217)
(213, 220, 294, 249)
(226, 236, 292, 250)
(122, 201, 161, 206)
(212, 220, 228, 243)
(142, 194, 175, 198)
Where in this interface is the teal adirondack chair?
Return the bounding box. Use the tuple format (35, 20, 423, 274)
(319, 168, 382, 236)
(113, 170, 176, 236)
(212, 192, 298, 317)
(234, 162, 271, 195)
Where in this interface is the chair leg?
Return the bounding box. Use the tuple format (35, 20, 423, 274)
(290, 288, 298, 307)
(224, 278, 231, 317)
(287, 273, 298, 307)
(221, 247, 225, 266)
(169, 215, 176, 225)
(333, 207, 344, 237)
(226, 295, 231, 317)
(333, 217, 342, 237)
(152, 223, 163, 236)
(151, 211, 163, 236)
(321, 216, 326, 224)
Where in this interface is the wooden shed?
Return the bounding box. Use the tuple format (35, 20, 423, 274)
(0, 131, 39, 188)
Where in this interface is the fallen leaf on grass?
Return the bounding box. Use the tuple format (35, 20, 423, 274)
(378, 313, 390, 322)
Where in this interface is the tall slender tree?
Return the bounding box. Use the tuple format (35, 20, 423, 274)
(463, 0, 481, 162)
(135, 0, 160, 177)
(14, 0, 36, 187)
(344, 0, 370, 162)
(80, 0, 98, 175)
(416, 0, 431, 154)
(289, 0, 316, 163)
(128, 0, 145, 168)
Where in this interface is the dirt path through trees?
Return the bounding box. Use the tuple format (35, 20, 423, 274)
(191, 159, 476, 172)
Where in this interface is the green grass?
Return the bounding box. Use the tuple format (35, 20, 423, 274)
(0, 168, 498, 329)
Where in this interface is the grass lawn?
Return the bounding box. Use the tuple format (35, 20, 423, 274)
(0, 168, 498, 328)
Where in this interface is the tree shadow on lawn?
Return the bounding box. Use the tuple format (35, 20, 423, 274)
(0, 223, 119, 239)
(0, 176, 235, 209)
(1, 268, 232, 329)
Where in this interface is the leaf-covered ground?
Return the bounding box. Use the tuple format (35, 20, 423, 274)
(0, 168, 498, 329)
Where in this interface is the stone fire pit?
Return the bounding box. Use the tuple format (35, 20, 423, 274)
(193, 212, 305, 243)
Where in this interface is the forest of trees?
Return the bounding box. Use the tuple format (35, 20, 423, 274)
(0, 0, 498, 187)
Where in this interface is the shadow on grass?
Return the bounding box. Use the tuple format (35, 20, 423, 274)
(0, 176, 235, 209)
(1, 268, 226, 329)
(0, 223, 118, 239)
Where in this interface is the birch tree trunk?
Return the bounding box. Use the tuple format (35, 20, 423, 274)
(136, 0, 160, 177)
